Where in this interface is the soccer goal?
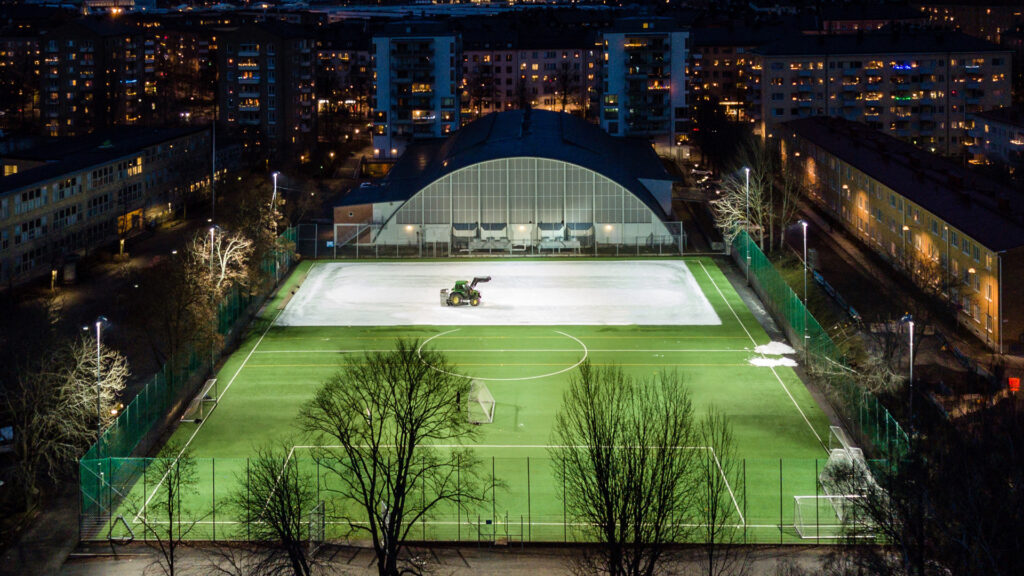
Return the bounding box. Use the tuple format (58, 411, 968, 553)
(794, 495, 874, 540)
(306, 500, 325, 555)
(793, 426, 879, 540)
(180, 378, 218, 423)
(467, 380, 496, 424)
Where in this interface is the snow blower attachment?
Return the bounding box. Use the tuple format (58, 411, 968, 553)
(440, 276, 491, 307)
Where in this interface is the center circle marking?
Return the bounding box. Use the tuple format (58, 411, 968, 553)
(417, 329, 589, 381)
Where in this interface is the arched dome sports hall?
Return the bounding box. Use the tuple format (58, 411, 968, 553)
(334, 110, 685, 254)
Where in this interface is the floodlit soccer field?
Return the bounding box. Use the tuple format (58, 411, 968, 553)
(108, 257, 847, 543)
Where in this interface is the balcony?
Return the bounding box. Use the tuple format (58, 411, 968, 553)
(238, 76, 260, 85)
(239, 89, 260, 98)
(238, 104, 260, 112)
(239, 49, 259, 57)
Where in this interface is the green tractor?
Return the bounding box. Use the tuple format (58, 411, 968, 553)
(442, 276, 491, 307)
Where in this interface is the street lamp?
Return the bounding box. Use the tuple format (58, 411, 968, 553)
(902, 225, 911, 270)
(901, 313, 915, 423)
(801, 220, 809, 365)
(744, 166, 751, 284)
(84, 316, 109, 442)
(271, 171, 280, 235)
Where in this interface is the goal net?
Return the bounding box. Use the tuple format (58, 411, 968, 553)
(306, 500, 325, 555)
(180, 378, 218, 423)
(467, 380, 495, 424)
(793, 426, 879, 539)
(794, 495, 874, 540)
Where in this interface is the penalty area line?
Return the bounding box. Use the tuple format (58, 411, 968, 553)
(132, 304, 290, 525)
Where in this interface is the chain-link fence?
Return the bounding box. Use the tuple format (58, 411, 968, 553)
(79, 228, 298, 539)
(733, 230, 910, 459)
(83, 454, 889, 545)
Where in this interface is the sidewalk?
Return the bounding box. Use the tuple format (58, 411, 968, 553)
(58, 542, 834, 576)
(789, 199, 1023, 390)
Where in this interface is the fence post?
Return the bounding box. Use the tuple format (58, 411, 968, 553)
(526, 457, 531, 542)
(742, 459, 747, 544)
(212, 458, 216, 542)
(779, 458, 783, 544)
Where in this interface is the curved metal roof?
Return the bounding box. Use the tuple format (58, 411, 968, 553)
(344, 110, 677, 220)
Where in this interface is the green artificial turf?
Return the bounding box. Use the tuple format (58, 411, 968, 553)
(109, 257, 859, 544)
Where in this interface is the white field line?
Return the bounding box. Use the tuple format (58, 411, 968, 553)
(132, 520, 792, 529)
(416, 329, 590, 382)
(294, 444, 744, 526)
(133, 304, 291, 524)
(696, 261, 826, 451)
(253, 348, 751, 354)
(711, 449, 745, 525)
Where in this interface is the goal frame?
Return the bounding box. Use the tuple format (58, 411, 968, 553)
(467, 380, 495, 424)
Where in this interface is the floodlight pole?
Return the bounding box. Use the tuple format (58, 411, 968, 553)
(271, 172, 280, 235)
(744, 167, 751, 285)
(92, 316, 108, 442)
(801, 221, 809, 365)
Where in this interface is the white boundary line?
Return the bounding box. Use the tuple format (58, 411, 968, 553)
(417, 329, 590, 382)
(697, 261, 826, 451)
(132, 296, 293, 524)
(254, 348, 751, 354)
(292, 443, 745, 525)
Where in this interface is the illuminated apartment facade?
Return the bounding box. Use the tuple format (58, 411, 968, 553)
(41, 18, 157, 137)
(782, 117, 1024, 352)
(600, 18, 690, 151)
(218, 22, 317, 162)
(0, 127, 215, 285)
(968, 107, 1024, 174)
(372, 22, 461, 159)
(754, 31, 1012, 155)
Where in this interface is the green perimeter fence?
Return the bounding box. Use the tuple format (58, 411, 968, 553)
(733, 230, 910, 459)
(83, 454, 890, 545)
(78, 227, 298, 538)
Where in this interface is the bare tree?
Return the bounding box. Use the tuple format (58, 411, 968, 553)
(551, 362, 700, 576)
(225, 442, 320, 576)
(1, 335, 129, 507)
(137, 444, 206, 576)
(695, 407, 749, 576)
(188, 227, 254, 301)
(127, 257, 218, 370)
(300, 339, 481, 576)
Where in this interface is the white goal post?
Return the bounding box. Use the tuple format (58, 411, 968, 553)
(467, 380, 495, 424)
(180, 378, 218, 423)
(793, 426, 880, 540)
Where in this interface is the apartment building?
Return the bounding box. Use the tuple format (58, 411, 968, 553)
(689, 24, 787, 124)
(968, 107, 1024, 173)
(218, 21, 316, 162)
(920, 2, 1023, 45)
(316, 21, 373, 117)
(601, 18, 690, 152)
(461, 27, 600, 120)
(372, 22, 461, 159)
(781, 117, 1024, 352)
(754, 31, 1013, 156)
(40, 18, 160, 137)
(0, 127, 215, 284)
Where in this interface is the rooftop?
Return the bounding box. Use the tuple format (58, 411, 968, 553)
(972, 107, 1024, 130)
(758, 29, 1006, 56)
(783, 117, 1024, 252)
(340, 109, 676, 220)
(1, 126, 209, 196)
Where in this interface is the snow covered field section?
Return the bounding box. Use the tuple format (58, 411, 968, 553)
(276, 260, 721, 327)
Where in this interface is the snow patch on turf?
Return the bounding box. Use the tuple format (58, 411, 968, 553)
(749, 357, 798, 367)
(277, 261, 722, 327)
(754, 342, 796, 355)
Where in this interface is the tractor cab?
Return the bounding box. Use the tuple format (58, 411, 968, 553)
(441, 276, 491, 307)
